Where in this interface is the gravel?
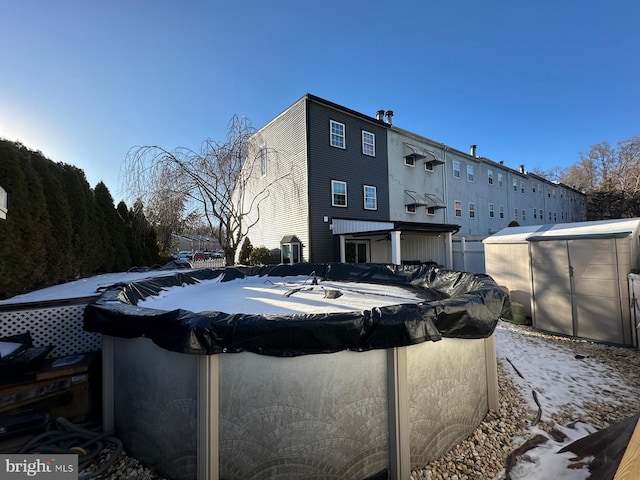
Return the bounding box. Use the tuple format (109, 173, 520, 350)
(83, 323, 640, 480)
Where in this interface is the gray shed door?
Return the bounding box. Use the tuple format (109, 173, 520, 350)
(531, 238, 626, 344)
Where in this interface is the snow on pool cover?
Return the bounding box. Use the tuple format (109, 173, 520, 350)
(137, 275, 426, 315)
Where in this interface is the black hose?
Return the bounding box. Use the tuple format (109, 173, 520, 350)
(505, 357, 543, 426)
(1, 417, 123, 479)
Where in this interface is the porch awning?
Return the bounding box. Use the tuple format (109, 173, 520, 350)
(331, 218, 460, 236)
(404, 190, 447, 209)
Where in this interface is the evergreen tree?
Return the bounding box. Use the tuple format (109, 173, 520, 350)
(29, 152, 73, 284)
(94, 182, 130, 271)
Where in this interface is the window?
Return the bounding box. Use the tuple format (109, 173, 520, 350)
(406, 204, 416, 214)
(489, 203, 494, 218)
(498, 173, 503, 188)
(330, 120, 345, 149)
(467, 165, 474, 182)
(547, 187, 551, 198)
(488, 169, 494, 185)
(548, 211, 552, 221)
(426, 207, 436, 215)
(499, 205, 505, 219)
(362, 131, 375, 156)
(454, 200, 462, 217)
(522, 209, 526, 221)
(554, 212, 557, 221)
(404, 156, 415, 167)
(331, 180, 347, 207)
(532, 182, 537, 193)
(469, 202, 476, 218)
(363, 185, 377, 210)
(514, 208, 518, 220)
(520, 180, 525, 193)
(453, 161, 461, 179)
(513, 179, 518, 191)
(424, 161, 434, 172)
(259, 147, 267, 177)
(533, 208, 537, 219)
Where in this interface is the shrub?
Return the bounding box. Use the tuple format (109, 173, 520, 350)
(250, 246, 274, 266)
(239, 237, 252, 265)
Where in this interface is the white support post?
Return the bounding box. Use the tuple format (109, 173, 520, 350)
(339, 235, 346, 263)
(446, 232, 454, 269)
(390, 230, 402, 265)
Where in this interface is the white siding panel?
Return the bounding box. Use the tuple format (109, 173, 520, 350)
(243, 99, 310, 260)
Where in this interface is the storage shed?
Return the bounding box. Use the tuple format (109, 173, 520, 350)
(484, 218, 640, 346)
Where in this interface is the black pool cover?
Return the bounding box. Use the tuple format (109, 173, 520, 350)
(83, 263, 510, 357)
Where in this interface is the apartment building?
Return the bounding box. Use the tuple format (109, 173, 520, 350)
(241, 94, 586, 269)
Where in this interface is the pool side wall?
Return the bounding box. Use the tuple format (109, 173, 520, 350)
(103, 335, 496, 480)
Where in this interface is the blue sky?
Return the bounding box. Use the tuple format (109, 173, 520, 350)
(1, 0, 638, 203)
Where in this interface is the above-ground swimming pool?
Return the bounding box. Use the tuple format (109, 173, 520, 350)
(84, 263, 508, 480)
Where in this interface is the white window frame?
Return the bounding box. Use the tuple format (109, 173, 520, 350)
(453, 161, 461, 179)
(454, 200, 462, 217)
(469, 202, 476, 219)
(498, 173, 504, 188)
(426, 206, 436, 216)
(514, 208, 518, 220)
(362, 130, 375, 157)
(513, 179, 518, 192)
(522, 209, 526, 221)
(330, 120, 345, 149)
(404, 156, 415, 167)
(363, 185, 377, 210)
(489, 203, 494, 218)
(488, 169, 493, 185)
(331, 180, 347, 207)
(520, 180, 525, 193)
(406, 204, 416, 214)
(467, 165, 474, 182)
(424, 161, 434, 172)
(499, 205, 505, 219)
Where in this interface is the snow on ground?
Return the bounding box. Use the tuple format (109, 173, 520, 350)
(137, 275, 425, 314)
(496, 321, 640, 479)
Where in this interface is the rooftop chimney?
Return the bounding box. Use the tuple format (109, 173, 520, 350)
(519, 164, 525, 174)
(376, 110, 385, 121)
(385, 110, 394, 125)
(470, 145, 477, 157)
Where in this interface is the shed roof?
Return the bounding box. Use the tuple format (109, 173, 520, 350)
(483, 218, 640, 244)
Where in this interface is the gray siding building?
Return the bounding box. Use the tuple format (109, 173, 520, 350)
(242, 94, 586, 269)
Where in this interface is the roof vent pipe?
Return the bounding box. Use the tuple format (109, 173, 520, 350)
(470, 145, 477, 157)
(376, 110, 385, 121)
(385, 110, 394, 125)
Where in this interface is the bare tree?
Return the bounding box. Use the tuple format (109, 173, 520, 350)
(560, 138, 640, 194)
(124, 115, 288, 265)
